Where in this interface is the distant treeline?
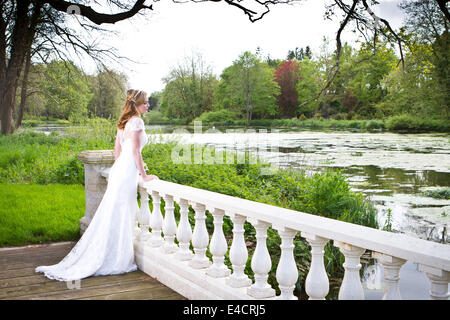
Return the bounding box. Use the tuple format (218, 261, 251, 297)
(17, 0, 448, 131)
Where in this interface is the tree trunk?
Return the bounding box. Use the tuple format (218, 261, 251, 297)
(16, 48, 32, 128)
(0, 0, 40, 135)
(0, 86, 16, 134)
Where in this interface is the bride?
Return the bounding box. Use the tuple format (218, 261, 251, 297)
(35, 89, 158, 281)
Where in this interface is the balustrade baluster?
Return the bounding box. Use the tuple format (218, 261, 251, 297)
(226, 214, 252, 288)
(189, 203, 211, 269)
(274, 226, 299, 300)
(247, 219, 275, 298)
(372, 252, 406, 300)
(419, 265, 450, 300)
(162, 194, 177, 254)
(206, 208, 231, 278)
(336, 241, 366, 300)
(137, 187, 151, 242)
(149, 190, 163, 247)
(174, 198, 193, 261)
(304, 232, 329, 300)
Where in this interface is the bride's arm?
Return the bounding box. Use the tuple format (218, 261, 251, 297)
(113, 130, 121, 160)
(131, 130, 148, 178)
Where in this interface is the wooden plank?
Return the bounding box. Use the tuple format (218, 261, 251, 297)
(0, 258, 62, 272)
(0, 272, 151, 299)
(0, 242, 184, 300)
(0, 267, 37, 280)
(79, 287, 185, 300)
(0, 269, 153, 290)
(0, 251, 72, 266)
(0, 242, 75, 259)
(8, 278, 163, 300)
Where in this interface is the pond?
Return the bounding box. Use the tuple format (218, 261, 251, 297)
(147, 124, 450, 244)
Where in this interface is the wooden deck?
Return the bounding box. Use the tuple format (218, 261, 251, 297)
(0, 241, 185, 300)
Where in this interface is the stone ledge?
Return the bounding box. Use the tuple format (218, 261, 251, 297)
(78, 150, 115, 164)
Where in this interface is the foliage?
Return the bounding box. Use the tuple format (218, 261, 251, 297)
(214, 51, 280, 124)
(385, 114, 450, 132)
(39, 60, 92, 120)
(87, 67, 127, 119)
(192, 109, 240, 124)
(274, 60, 300, 118)
(296, 57, 322, 117)
(160, 53, 218, 121)
(423, 188, 450, 200)
(146, 110, 168, 123)
(0, 119, 115, 184)
(17, 59, 127, 124)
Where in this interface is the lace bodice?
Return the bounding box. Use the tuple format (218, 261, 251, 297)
(118, 116, 148, 150)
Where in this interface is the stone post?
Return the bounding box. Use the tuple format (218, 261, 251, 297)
(77, 150, 115, 235)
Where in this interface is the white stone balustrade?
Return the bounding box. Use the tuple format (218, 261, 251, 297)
(275, 226, 299, 300)
(189, 203, 211, 269)
(80, 160, 450, 300)
(336, 241, 366, 300)
(207, 208, 231, 278)
(304, 232, 329, 300)
(226, 214, 252, 288)
(174, 198, 193, 261)
(149, 191, 163, 247)
(372, 252, 406, 300)
(162, 194, 177, 254)
(247, 219, 275, 299)
(137, 186, 151, 242)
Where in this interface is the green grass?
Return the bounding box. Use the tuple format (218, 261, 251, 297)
(0, 184, 85, 246)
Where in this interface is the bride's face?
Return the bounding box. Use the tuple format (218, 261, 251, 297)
(137, 101, 149, 115)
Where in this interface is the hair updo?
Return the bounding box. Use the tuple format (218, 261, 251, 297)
(117, 89, 148, 130)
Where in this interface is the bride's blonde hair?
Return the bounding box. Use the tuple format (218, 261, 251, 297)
(117, 89, 148, 130)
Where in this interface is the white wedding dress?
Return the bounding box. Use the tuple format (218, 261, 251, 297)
(35, 116, 148, 281)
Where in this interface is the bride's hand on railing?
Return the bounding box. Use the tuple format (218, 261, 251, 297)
(143, 174, 159, 182)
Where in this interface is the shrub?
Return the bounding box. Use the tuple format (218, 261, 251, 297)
(423, 188, 450, 200)
(386, 115, 450, 132)
(192, 109, 239, 124)
(299, 114, 307, 121)
(364, 120, 384, 130)
(145, 110, 167, 123)
(21, 120, 40, 127)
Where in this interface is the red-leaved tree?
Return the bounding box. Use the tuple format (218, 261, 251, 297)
(274, 60, 301, 118)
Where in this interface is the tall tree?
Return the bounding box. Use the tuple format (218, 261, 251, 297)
(160, 52, 217, 121)
(274, 60, 300, 118)
(40, 60, 92, 120)
(399, 0, 449, 118)
(215, 51, 279, 124)
(0, 0, 154, 134)
(88, 67, 127, 119)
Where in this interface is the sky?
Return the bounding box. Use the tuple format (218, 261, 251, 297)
(76, 0, 406, 95)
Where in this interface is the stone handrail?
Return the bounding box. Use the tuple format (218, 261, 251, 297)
(78, 150, 450, 300)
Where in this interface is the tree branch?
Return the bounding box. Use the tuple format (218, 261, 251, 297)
(41, 0, 153, 25)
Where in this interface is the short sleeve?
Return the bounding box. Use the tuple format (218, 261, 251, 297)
(128, 117, 145, 131)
